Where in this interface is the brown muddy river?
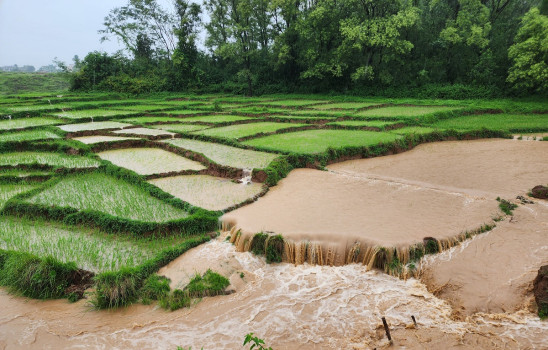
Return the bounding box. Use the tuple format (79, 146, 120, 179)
(1, 139, 548, 349)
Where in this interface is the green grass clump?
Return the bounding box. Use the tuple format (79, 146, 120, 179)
(250, 233, 269, 255)
(430, 113, 548, 132)
(266, 235, 284, 263)
(0, 151, 100, 168)
(355, 106, 460, 119)
(26, 172, 190, 222)
(164, 138, 278, 169)
(184, 269, 229, 298)
(243, 129, 400, 154)
(0, 250, 78, 299)
(139, 274, 171, 304)
(192, 122, 305, 140)
(0, 130, 60, 143)
(159, 288, 192, 311)
(0, 117, 61, 130)
(497, 197, 518, 215)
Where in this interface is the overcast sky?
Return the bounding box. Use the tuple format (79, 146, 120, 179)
(0, 0, 194, 68)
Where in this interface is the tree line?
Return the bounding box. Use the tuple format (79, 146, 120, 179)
(68, 0, 548, 97)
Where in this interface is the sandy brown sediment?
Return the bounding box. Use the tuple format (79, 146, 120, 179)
(221, 139, 548, 271)
(420, 203, 548, 317)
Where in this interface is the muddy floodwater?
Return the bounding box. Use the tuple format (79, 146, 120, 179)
(1, 139, 548, 349)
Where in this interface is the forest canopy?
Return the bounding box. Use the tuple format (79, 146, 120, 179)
(68, 0, 548, 97)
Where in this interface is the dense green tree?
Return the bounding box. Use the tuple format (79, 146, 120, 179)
(507, 7, 548, 93)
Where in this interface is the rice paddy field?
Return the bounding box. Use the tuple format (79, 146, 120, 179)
(0, 92, 547, 327)
(98, 148, 206, 175)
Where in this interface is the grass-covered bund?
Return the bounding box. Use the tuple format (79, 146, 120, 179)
(0, 91, 546, 312)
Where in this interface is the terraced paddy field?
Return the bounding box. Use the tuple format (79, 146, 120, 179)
(1, 93, 548, 350)
(243, 129, 401, 154)
(150, 175, 264, 211)
(0, 129, 60, 142)
(58, 121, 133, 132)
(164, 138, 279, 169)
(25, 172, 190, 222)
(0, 152, 100, 168)
(192, 122, 306, 139)
(98, 148, 206, 175)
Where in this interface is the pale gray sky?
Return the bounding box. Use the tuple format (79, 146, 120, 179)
(0, 0, 197, 68)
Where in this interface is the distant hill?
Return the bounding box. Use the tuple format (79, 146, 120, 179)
(0, 72, 70, 95)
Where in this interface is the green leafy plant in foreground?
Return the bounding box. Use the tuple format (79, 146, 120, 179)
(243, 333, 272, 350)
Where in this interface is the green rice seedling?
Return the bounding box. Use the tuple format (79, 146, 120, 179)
(149, 175, 264, 211)
(264, 115, 336, 121)
(259, 100, 328, 107)
(25, 172, 190, 222)
(171, 115, 254, 124)
(98, 148, 206, 175)
(72, 136, 139, 144)
(110, 104, 175, 112)
(192, 122, 307, 140)
(389, 127, 435, 135)
(0, 217, 193, 272)
(0, 152, 100, 168)
(0, 130, 60, 143)
(121, 116, 186, 124)
(310, 102, 381, 110)
(430, 113, 548, 132)
(355, 106, 461, 119)
(164, 138, 278, 169)
(291, 109, 350, 117)
(51, 109, 137, 119)
(151, 110, 208, 116)
(243, 129, 401, 154)
(5, 104, 70, 112)
(112, 127, 176, 137)
(229, 107, 289, 114)
(327, 120, 401, 128)
(0, 117, 61, 130)
(58, 121, 133, 132)
(0, 184, 39, 209)
(149, 124, 210, 133)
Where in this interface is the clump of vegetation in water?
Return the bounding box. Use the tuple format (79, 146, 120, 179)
(139, 274, 171, 305)
(250, 233, 268, 255)
(497, 197, 518, 215)
(243, 333, 272, 350)
(266, 235, 284, 263)
(159, 270, 229, 311)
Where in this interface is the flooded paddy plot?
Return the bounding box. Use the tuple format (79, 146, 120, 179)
(58, 121, 133, 132)
(149, 123, 210, 133)
(109, 104, 174, 112)
(0, 117, 61, 130)
(164, 138, 278, 169)
(112, 127, 176, 137)
(222, 168, 498, 264)
(152, 109, 208, 116)
(329, 139, 548, 198)
(121, 116, 187, 124)
(52, 109, 137, 119)
(98, 148, 206, 175)
(0, 217, 195, 273)
(0, 151, 100, 168)
(430, 113, 548, 132)
(355, 105, 461, 119)
(25, 172, 190, 222)
(150, 175, 264, 211)
(72, 135, 139, 144)
(192, 122, 306, 139)
(0, 183, 39, 209)
(0, 129, 60, 142)
(243, 129, 400, 154)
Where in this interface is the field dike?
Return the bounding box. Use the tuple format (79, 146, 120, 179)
(220, 221, 496, 278)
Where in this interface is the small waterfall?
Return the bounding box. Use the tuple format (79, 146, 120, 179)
(7, 115, 12, 120)
(239, 168, 253, 185)
(90, 116, 94, 123)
